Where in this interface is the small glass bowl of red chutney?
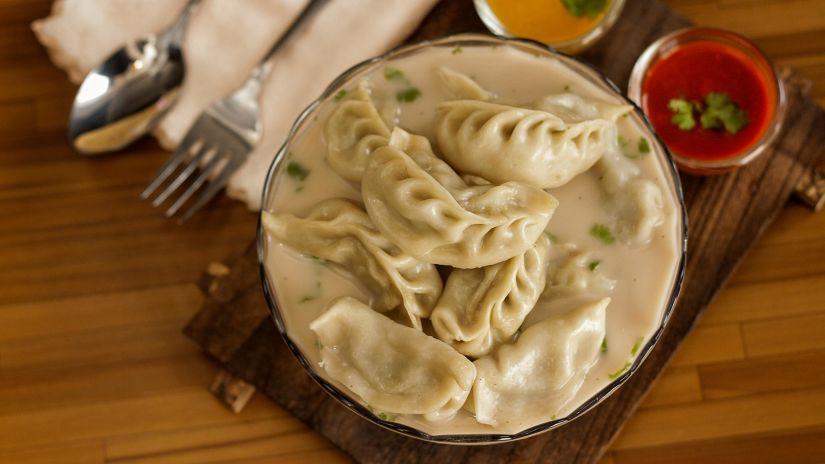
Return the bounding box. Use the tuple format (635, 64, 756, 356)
(628, 27, 786, 174)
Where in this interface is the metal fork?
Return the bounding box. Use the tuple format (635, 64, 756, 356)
(141, 0, 328, 221)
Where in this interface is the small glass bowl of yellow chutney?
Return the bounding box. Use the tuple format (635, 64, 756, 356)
(474, 0, 626, 54)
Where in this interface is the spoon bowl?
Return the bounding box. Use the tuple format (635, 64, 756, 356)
(68, 0, 199, 155)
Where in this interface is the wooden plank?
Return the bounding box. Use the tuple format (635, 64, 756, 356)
(0, 440, 103, 464)
(105, 418, 310, 462)
(613, 427, 825, 464)
(699, 275, 825, 326)
(668, 324, 745, 366)
(612, 388, 825, 450)
(0, 389, 284, 451)
(742, 312, 825, 357)
(639, 366, 703, 409)
(699, 350, 825, 400)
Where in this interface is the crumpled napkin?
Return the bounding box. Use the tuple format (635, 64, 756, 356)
(32, 0, 439, 210)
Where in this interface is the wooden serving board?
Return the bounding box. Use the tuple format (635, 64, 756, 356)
(185, 0, 825, 462)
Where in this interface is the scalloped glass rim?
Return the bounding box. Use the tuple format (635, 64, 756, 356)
(257, 33, 688, 445)
(473, 0, 627, 54)
(627, 27, 787, 173)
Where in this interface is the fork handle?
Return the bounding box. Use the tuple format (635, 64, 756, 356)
(251, 0, 330, 82)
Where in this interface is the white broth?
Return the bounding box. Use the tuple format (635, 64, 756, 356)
(262, 44, 682, 436)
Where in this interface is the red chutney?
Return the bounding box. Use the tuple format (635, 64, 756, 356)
(642, 41, 775, 162)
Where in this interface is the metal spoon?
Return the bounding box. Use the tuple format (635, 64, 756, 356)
(68, 0, 200, 155)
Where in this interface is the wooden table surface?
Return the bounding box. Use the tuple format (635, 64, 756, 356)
(1, 1, 824, 463)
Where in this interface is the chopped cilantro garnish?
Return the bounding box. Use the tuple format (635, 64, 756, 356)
(700, 92, 749, 134)
(544, 231, 558, 243)
(601, 338, 608, 354)
(451, 46, 462, 55)
(669, 93, 749, 134)
(609, 361, 631, 380)
(668, 98, 697, 131)
(631, 336, 644, 356)
(396, 87, 421, 103)
(333, 89, 348, 101)
(638, 137, 651, 154)
(378, 412, 397, 421)
(588, 260, 601, 272)
(590, 224, 615, 244)
(383, 67, 404, 81)
(617, 134, 629, 149)
(562, 0, 607, 18)
(286, 160, 310, 182)
(299, 280, 321, 303)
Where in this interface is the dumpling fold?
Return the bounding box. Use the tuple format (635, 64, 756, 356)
(310, 297, 477, 421)
(261, 199, 442, 328)
(362, 127, 558, 268)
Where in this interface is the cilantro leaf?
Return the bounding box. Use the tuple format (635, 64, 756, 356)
(544, 231, 558, 243)
(638, 137, 651, 154)
(451, 46, 462, 55)
(396, 87, 421, 103)
(700, 92, 749, 134)
(590, 224, 615, 244)
(562, 0, 608, 18)
(631, 336, 644, 356)
(668, 98, 697, 131)
(383, 67, 404, 81)
(333, 89, 348, 101)
(601, 337, 608, 354)
(608, 361, 632, 380)
(286, 161, 310, 182)
(588, 260, 601, 271)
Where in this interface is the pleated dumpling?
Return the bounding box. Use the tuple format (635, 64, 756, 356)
(431, 234, 552, 357)
(324, 80, 390, 183)
(595, 129, 665, 247)
(471, 297, 609, 432)
(362, 128, 559, 268)
(532, 92, 633, 124)
(435, 100, 612, 188)
(436, 66, 493, 101)
(261, 199, 442, 328)
(310, 297, 477, 421)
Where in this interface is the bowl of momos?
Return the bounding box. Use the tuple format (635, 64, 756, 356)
(257, 34, 687, 444)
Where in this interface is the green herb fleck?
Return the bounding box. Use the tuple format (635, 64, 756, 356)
(608, 361, 632, 380)
(286, 160, 310, 182)
(700, 92, 749, 134)
(544, 231, 558, 243)
(617, 134, 629, 149)
(588, 260, 601, 272)
(309, 255, 325, 264)
(590, 224, 615, 244)
(333, 89, 348, 101)
(564, 84, 572, 92)
(383, 67, 404, 81)
(550, 415, 557, 420)
(631, 336, 645, 356)
(668, 98, 697, 131)
(452, 46, 462, 55)
(638, 137, 651, 154)
(299, 280, 321, 303)
(396, 87, 421, 103)
(562, 0, 608, 18)
(601, 337, 608, 354)
(377, 412, 397, 421)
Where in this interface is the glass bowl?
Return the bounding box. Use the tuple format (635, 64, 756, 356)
(473, 0, 626, 54)
(628, 27, 787, 174)
(257, 33, 687, 444)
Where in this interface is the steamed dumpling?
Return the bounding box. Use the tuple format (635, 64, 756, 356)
(436, 66, 493, 101)
(431, 234, 551, 357)
(261, 199, 442, 328)
(435, 100, 612, 188)
(471, 298, 609, 432)
(310, 297, 476, 421)
(362, 128, 559, 268)
(324, 80, 390, 183)
(543, 243, 616, 300)
(532, 92, 633, 123)
(595, 129, 665, 247)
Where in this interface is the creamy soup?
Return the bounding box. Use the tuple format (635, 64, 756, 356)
(261, 43, 682, 437)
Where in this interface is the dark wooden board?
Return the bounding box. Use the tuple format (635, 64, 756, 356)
(185, 0, 825, 462)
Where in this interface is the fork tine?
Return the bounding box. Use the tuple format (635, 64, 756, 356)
(177, 156, 243, 223)
(151, 143, 212, 206)
(164, 152, 226, 217)
(140, 133, 200, 200)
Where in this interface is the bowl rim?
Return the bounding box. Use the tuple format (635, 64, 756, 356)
(256, 32, 689, 445)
